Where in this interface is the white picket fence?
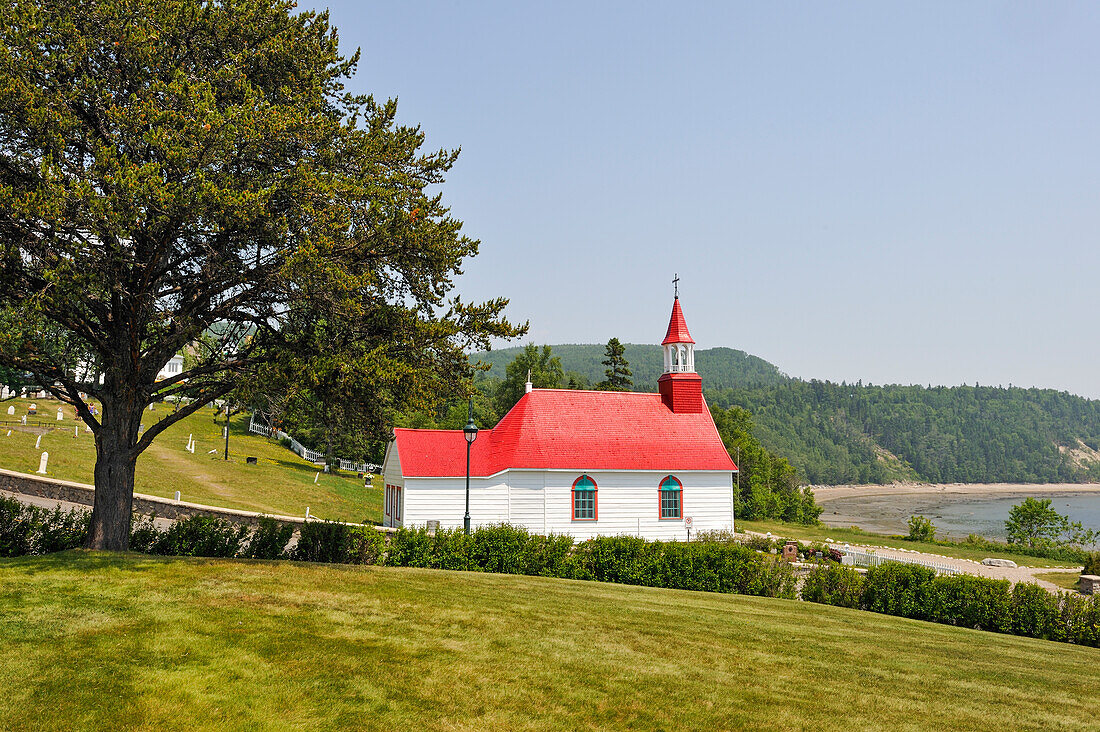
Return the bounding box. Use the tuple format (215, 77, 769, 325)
(841, 547, 959, 576)
(248, 413, 379, 472)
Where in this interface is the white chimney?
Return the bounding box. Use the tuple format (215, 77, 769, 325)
(525, 368, 533, 394)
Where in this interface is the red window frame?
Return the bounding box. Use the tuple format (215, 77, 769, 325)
(571, 475, 598, 521)
(658, 475, 683, 520)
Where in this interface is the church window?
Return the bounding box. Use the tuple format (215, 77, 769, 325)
(572, 475, 597, 520)
(659, 476, 682, 519)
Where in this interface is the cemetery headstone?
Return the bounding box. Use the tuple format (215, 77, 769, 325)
(34, 434, 41, 449)
(56, 407, 64, 420)
(28, 403, 36, 415)
(37, 451, 48, 475)
(6, 406, 13, 416)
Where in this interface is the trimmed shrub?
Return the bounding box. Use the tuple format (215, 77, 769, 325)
(242, 517, 294, 560)
(32, 505, 89, 554)
(1082, 551, 1100, 577)
(293, 520, 352, 563)
(0, 497, 35, 557)
(801, 564, 864, 608)
(150, 515, 248, 558)
(128, 515, 161, 553)
(927, 575, 1011, 633)
(1011, 582, 1060, 640)
(861, 563, 936, 620)
(1058, 593, 1100, 647)
(346, 526, 387, 565)
(0, 498, 88, 556)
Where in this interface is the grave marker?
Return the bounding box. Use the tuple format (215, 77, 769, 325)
(56, 407, 64, 421)
(37, 452, 48, 474)
(6, 406, 13, 416)
(34, 434, 41, 449)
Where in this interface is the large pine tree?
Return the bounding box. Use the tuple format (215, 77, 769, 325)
(0, 0, 524, 549)
(596, 338, 633, 391)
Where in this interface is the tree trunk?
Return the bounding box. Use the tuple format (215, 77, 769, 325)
(86, 397, 142, 551)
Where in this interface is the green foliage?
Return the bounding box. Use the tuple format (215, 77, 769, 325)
(293, 521, 386, 565)
(860, 563, 937, 620)
(800, 564, 865, 608)
(711, 381, 1100, 485)
(1004, 497, 1097, 548)
(927, 575, 1012, 632)
(1083, 551, 1100, 576)
(1011, 582, 1061, 640)
(147, 516, 249, 558)
(0, 497, 88, 556)
(473, 344, 786, 392)
(242, 517, 295, 560)
(494, 345, 564, 415)
(906, 515, 937, 543)
(711, 405, 821, 524)
(0, 0, 524, 549)
(962, 533, 1090, 563)
(595, 338, 632, 391)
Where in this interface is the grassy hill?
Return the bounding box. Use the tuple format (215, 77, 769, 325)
(1, 552, 1096, 731)
(0, 397, 380, 523)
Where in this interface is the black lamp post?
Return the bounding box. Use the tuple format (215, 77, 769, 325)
(463, 398, 478, 534)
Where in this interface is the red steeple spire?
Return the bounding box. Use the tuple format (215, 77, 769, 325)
(662, 296, 695, 345)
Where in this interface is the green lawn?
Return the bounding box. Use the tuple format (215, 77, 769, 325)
(0, 553, 1097, 731)
(736, 518, 1082, 568)
(1034, 571, 1083, 592)
(0, 397, 380, 523)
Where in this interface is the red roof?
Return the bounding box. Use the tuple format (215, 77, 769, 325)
(393, 389, 736, 477)
(662, 297, 695, 345)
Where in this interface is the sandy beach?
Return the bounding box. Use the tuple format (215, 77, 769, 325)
(811, 482, 1100, 536)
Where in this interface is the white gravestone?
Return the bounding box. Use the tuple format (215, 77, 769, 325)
(34, 434, 41, 449)
(20, 415, 27, 425)
(57, 407, 64, 420)
(37, 451, 48, 474)
(6, 405, 13, 416)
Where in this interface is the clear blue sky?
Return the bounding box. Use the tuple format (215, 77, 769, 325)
(305, 2, 1100, 398)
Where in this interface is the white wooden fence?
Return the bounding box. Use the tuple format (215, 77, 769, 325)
(248, 413, 380, 472)
(840, 547, 959, 576)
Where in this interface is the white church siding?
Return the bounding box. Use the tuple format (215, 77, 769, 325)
(385, 466, 735, 541)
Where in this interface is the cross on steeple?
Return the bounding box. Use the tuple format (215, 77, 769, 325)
(672, 273, 680, 299)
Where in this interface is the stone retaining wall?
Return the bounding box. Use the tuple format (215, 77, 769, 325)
(0, 467, 309, 527)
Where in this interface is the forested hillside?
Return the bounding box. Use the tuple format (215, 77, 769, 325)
(472, 344, 1100, 486)
(710, 382, 1100, 485)
(472, 344, 785, 391)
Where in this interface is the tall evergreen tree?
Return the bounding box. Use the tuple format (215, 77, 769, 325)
(0, 0, 524, 549)
(596, 338, 633, 391)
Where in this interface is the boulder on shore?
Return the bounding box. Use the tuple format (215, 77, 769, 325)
(980, 558, 1018, 568)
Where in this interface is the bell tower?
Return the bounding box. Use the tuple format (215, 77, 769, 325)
(658, 279, 703, 413)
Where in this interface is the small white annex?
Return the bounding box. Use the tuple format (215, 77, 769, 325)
(382, 296, 739, 541)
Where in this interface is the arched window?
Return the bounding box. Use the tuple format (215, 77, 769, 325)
(572, 475, 597, 521)
(659, 475, 682, 519)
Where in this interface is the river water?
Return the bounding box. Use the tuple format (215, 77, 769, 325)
(819, 490, 1100, 546)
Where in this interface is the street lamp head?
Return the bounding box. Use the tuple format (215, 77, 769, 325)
(464, 398, 478, 444)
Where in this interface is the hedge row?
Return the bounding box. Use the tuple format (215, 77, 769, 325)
(801, 563, 1100, 647)
(0, 499, 794, 599)
(385, 527, 795, 598)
